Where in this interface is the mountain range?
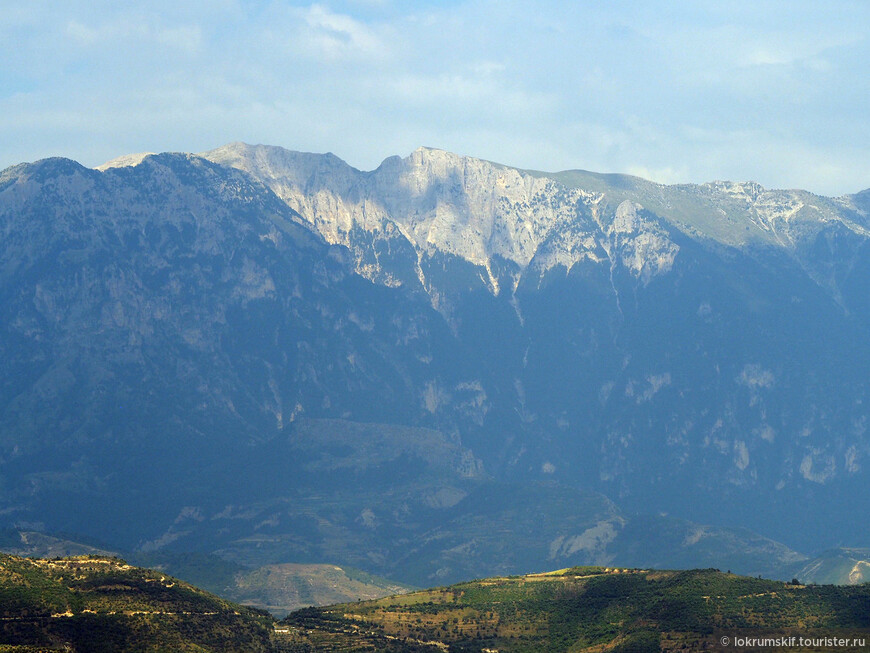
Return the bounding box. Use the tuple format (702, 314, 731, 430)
(2, 143, 870, 589)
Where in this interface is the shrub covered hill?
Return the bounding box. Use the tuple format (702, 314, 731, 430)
(283, 567, 870, 652)
(0, 553, 276, 652)
(2, 554, 870, 652)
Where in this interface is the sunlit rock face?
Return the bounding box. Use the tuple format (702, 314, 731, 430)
(205, 144, 624, 305)
(2, 144, 870, 582)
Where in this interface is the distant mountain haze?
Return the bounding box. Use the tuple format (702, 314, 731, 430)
(2, 144, 869, 585)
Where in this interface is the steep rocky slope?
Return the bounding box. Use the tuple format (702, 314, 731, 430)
(202, 142, 870, 309)
(200, 144, 870, 550)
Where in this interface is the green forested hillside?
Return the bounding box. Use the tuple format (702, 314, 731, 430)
(3, 556, 870, 651)
(282, 567, 870, 652)
(0, 554, 275, 652)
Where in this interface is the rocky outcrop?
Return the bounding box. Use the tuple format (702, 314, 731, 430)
(202, 144, 673, 297)
(201, 143, 870, 310)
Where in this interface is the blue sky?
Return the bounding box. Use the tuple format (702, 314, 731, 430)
(1, 0, 868, 195)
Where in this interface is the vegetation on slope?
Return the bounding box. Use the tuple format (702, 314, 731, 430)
(282, 566, 870, 652)
(3, 554, 870, 652)
(0, 553, 276, 652)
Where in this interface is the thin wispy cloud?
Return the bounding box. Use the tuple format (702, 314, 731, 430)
(65, 17, 203, 53)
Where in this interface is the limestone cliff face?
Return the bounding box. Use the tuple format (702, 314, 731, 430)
(203, 143, 648, 296)
(202, 143, 870, 311)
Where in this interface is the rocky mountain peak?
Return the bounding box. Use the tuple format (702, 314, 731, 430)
(96, 151, 155, 171)
(200, 143, 606, 292)
(203, 142, 356, 184)
(702, 180, 765, 203)
(74, 143, 870, 305)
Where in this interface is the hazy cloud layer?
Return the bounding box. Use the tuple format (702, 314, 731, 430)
(1, 0, 868, 195)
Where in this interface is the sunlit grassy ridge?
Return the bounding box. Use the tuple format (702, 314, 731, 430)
(0, 553, 275, 652)
(283, 566, 870, 652)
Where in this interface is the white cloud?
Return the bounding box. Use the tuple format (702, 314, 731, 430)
(296, 4, 387, 60)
